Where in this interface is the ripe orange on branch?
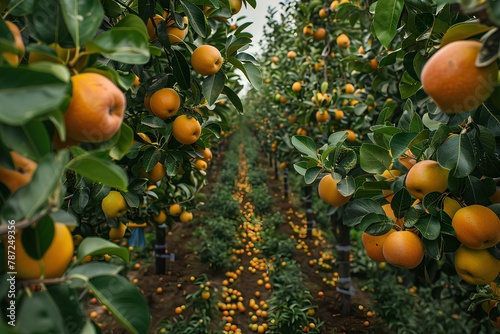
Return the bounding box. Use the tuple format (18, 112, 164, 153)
(454, 244, 500, 285)
(382, 230, 424, 269)
(318, 174, 352, 207)
(149, 88, 181, 119)
(64, 73, 126, 143)
(451, 205, 500, 249)
(362, 229, 395, 262)
(336, 33, 350, 49)
(172, 115, 201, 145)
(0, 151, 37, 193)
(405, 160, 449, 199)
(2, 21, 25, 66)
(13, 222, 74, 279)
(191, 45, 223, 76)
(421, 40, 498, 114)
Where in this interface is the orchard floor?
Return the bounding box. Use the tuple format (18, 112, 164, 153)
(90, 145, 392, 334)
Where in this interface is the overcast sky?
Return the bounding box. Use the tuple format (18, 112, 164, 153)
(235, 1, 282, 91)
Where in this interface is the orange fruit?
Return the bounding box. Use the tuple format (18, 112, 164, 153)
(154, 210, 167, 224)
(421, 40, 498, 114)
(330, 0, 339, 11)
(336, 33, 350, 49)
(344, 129, 356, 142)
(64, 73, 125, 143)
(369, 58, 378, 70)
(149, 88, 181, 119)
(382, 230, 424, 269)
(140, 162, 165, 183)
(271, 56, 279, 63)
(2, 21, 25, 66)
(405, 160, 449, 199)
(399, 149, 417, 171)
(0, 151, 37, 193)
(172, 115, 201, 145)
(13, 222, 74, 279)
(452, 205, 500, 249)
(345, 83, 355, 94)
(166, 16, 189, 45)
(292, 81, 302, 92)
(191, 45, 223, 76)
(314, 27, 327, 40)
(333, 109, 344, 120)
(109, 222, 127, 240)
(303, 24, 314, 37)
(361, 229, 395, 262)
(101, 191, 128, 218)
(318, 174, 352, 207)
(169, 203, 182, 216)
(319, 8, 328, 18)
(316, 110, 330, 122)
(195, 158, 208, 170)
(180, 210, 193, 223)
(454, 244, 500, 285)
(287, 50, 297, 59)
(229, 0, 242, 14)
(146, 14, 164, 42)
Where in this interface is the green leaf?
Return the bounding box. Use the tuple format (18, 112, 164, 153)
(390, 131, 429, 158)
(291, 136, 318, 159)
(180, 0, 207, 37)
(415, 215, 441, 240)
(202, 71, 225, 105)
(142, 147, 162, 172)
(228, 55, 262, 90)
(337, 175, 356, 197)
(436, 134, 475, 178)
(226, 36, 252, 57)
(47, 284, 87, 333)
(21, 216, 55, 260)
(87, 275, 151, 334)
(25, 0, 73, 46)
(373, 0, 404, 49)
(61, 0, 104, 46)
(293, 161, 308, 176)
(67, 150, 128, 191)
(86, 22, 150, 64)
(75, 237, 129, 263)
(0, 65, 70, 126)
(222, 85, 243, 113)
(172, 49, 191, 90)
(441, 22, 493, 46)
(18, 290, 66, 333)
(108, 123, 134, 160)
(67, 262, 123, 280)
(399, 71, 422, 99)
(359, 143, 392, 174)
(71, 187, 90, 214)
(344, 198, 385, 227)
(0, 120, 51, 160)
(0, 153, 66, 224)
(489, 0, 500, 25)
(304, 167, 322, 184)
(422, 237, 442, 260)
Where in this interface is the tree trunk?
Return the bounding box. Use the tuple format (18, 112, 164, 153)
(155, 226, 166, 275)
(303, 184, 316, 238)
(332, 215, 353, 316)
(283, 167, 289, 199)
